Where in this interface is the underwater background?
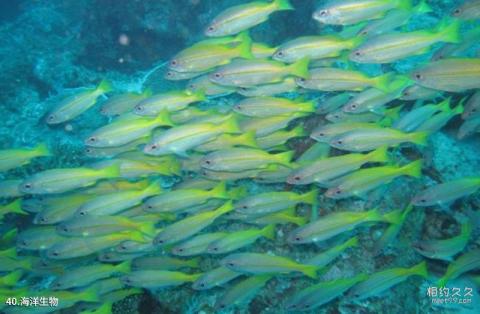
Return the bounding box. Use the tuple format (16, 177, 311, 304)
(0, 0, 479, 313)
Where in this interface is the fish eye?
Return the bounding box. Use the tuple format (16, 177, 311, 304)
(147, 205, 153, 209)
(213, 247, 218, 251)
(47, 115, 55, 121)
(40, 217, 48, 223)
(240, 87, 248, 91)
(219, 304, 226, 309)
(51, 251, 59, 257)
(360, 30, 368, 36)
(354, 51, 361, 56)
(188, 84, 196, 90)
(200, 283, 205, 287)
(335, 189, 342, 195)
(204, 160, 211, 165)
(293, 176, 301, 181)
(336, 140, 343, 145)
(150, 144, 158, 150)
(207, 26, 215, 32)
(23, 183, 32, 190)
(242, 205, 247, 209)
(79, 211, 86, 216)
(317, 132, 325, 137)
(319, 10, 328, 16)
(21, 240, 28, 246)
(414, 73, 423, 80)
(88, 137, 96, 143)
(453, 8, 461, 15)
(227, 262, 235, 267)
(297, 78, 306, 83)
(350, 104, 357, 109)
(157, 239, 164, 244)
(85, 148, 92, 153)
(178, 248, 184, 252)
(472, 108, 477, 113)
(135, 105, 144, 112)
(419, 199, 427, 203)
(295, 236, 301, 241)
(214, 73, 222, 79)
(170, 60, 177, 66)
(276, 51, 284, 57)
(402, 91, 410, 97)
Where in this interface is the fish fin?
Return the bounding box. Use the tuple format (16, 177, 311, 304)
(115, 260, 132, 274)
(191, 89, 207, 102)
(274, 150, 294, 167)
(395, 0, 413, 11)
(0, 247, 17, 258)
(215, 200, 234, 216)
(78, 285, 100, 303)
(409, 131, 429, 146)
(34, 142, 52, 157)
(218, 115, 241, 134)
(273, 0, 294, 11)
(365, 146, 389, 163)
(342, 236, 359, 249)
(96, 79, 112, 94)
(228, 186, 248, 200)
(288, 57, 310, 79)
(301, 264, 319, 279)
(436, 97, 452, 112)
(210, 181, 229, 199)
(299, 189, 318, 205)
(409, 261, 429, 278)
(187, 257, 201, 268)
(373, 72, 395, 92)
(436, 18, 461, 44)
(142, 87, 153, 97)
(298, 101, 316, 113)
(236, 31, 254, 59)
(413, 0, 433, 13)
(1, 269, 22, 286)
(154, 110, 175, 127)
(346, 36, 364, 49)
(261, 224, 276, 240)
(437, 277, 448, 288)
(101, 163, 121, 179)
(239, 130, 259, 148)
(189, 273, 204, 282)
(400, 160, 423, 178)
(365, 208, 383, 222)
(292, 215, 308, 226)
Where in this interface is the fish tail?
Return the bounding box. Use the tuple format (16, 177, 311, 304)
(291, 215, 308, 226)
(115, 260, 132, 274)
(298, 100, 316, 113)
(274, 150, 294, 168)
(101, 163, 121, 179)
(346, 36, 364, 49)
(0, 247, 17, 258)
(96, 79, 113, 94)
(365, 208, 384, 222)
(342, 236, 359, 249)
(382, 209, 404, 224)
(301, 264, 319, 279)
(366, 146, 389, 163)
(273, 0, 294, 11)
(261, 224, 276, 240)
(395, 0, 413, 11)
(141, 87, 153, 97)
(435, 97, 452, 112)
(289, 125, 307, 138)
(460, 220, 473, 238)
(190, 89, 207, 102)
(373, 72, 395, 92)
(127, 231, 149, 243)
(210, 181, 229, 199)
(236, 31, 254, 59)
(138, 221, 157, 237)
(436, 18, 461, 44)
(1, 269, 22, 286)
(409, 131, 429, 146)
(239, 130, 259, 148)
(409, 261, 429, 278)
(7, 199, 28, 216)
(413, 0, 433, 13)
(385, 75, 413, 94)
(166, 159, 182, 176)
(288, 57, 310, 79)
(34, 142, 52, 157)
(189, 273, 204, 282)
(215, 200, 234, 216)
(228, 186, 248, 200)
(78, 285, 100, 303)
(400, 160, 423, 178)
(300, 189, 318, 205)
(154, 110, 175, 127)
(187, 257, 201, 268)
(452, 97, 466, 116)
(218, 115, 241, 134)
(143, 181, 163, 196)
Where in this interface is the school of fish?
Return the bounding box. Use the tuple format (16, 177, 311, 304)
(1, 0, 480, 312)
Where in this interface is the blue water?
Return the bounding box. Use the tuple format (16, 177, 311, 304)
(1, 0, 479, 313)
